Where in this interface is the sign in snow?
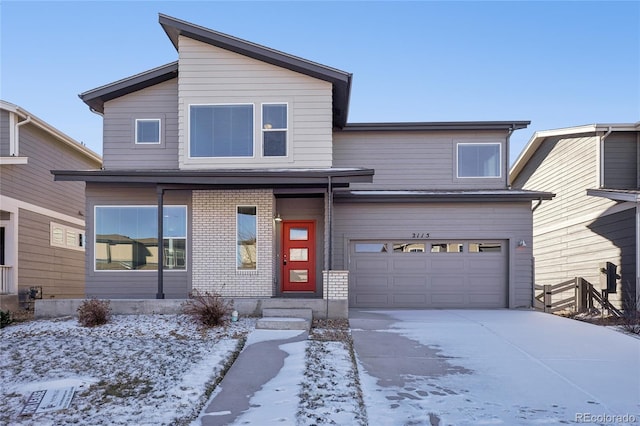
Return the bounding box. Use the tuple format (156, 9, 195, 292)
(21, 387, 75, 415)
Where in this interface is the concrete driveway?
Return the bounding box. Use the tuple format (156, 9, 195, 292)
(350, 309, 640, 425)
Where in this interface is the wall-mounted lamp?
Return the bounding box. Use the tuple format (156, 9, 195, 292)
(274, 213, 283, 223)
(517, 240, 527, 248)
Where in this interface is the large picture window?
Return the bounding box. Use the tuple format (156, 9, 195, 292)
(262, 103, 287, 157)
(237, 206, 257, 270)
(190, 104, 253, 157)
(95, 206, 187, 271)
(457, 143, 501, 178)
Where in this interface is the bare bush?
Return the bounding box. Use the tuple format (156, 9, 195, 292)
(182, 290, 232, 327)
(77, 298, 112, 327)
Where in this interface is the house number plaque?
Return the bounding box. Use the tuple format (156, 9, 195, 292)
(411, 233, 430, 239)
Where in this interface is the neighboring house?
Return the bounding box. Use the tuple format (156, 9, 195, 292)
(53, 14, 551, 316)
(0, 101, 102, 310)
(510, 124, 640, 311)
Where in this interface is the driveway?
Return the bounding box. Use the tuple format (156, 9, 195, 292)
(350, 309, 640, 425)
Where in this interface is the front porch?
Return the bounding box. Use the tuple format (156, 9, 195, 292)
(34, 296, 349, 319)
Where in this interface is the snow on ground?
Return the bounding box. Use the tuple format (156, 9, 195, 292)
(354, 309, 640, 426)
(0, 315, 364, 426)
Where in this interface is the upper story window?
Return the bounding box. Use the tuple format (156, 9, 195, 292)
(135, 119, 161, 144)
(262, 104, 287, 157)
(457, 143, 501, 178)
(190, 104, 254, 157)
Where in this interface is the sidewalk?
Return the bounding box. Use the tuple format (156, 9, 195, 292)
(194, 329, 308, 426)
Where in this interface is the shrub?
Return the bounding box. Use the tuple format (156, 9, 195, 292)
(0, 310, 12, 328)
(77, 298, 112, 327)
(182, 290, 231, 327)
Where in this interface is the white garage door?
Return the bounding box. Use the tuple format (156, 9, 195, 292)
(349, 240, 507, 308)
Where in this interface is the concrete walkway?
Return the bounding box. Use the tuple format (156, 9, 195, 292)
(350, 309, 640, 425)
(198, 329, 307, 426)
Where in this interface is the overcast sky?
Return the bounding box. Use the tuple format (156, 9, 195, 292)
(1, 1, 638, 165)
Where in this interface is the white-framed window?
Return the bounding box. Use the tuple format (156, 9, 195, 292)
(262, 103, 287, 157)
(135, 119, 161, 144)
(50, 222, 85, 252)
(237, 206, 257, 270)
(190, 104, 254, 158)
(94, 205, 187, 271)
(457, 143, 501, 178)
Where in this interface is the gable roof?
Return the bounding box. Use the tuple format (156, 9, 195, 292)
(79, 14, 353, 127)
(509, 122, 640, 183)
(0, 100, 102, 164)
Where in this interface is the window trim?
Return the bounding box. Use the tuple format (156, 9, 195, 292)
(135, 118, 162, 145)
(50, 222, 85, 252)
(456, 142, 502, 179)
(188, 103, 256, 159)
(261, 102, 288, 157)
(236, 205, 258, 271)
(93, 205, 188, 273)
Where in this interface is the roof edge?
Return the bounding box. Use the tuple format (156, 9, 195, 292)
(510, 122, 640, 183)
(340, 121, 530, 132)
(0, 100, 102, 164)
(79, 62, 178, 114)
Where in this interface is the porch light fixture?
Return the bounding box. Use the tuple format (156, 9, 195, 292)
(274, 213, 283, 222)
(518, 239, 527, 248)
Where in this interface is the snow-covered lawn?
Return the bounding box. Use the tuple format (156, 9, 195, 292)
(0, 315, 365, 426)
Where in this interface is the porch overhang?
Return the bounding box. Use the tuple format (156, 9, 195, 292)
(587, 188, 640, 203)
(52, 168, 374, 188)
(333, 189, 555, 203)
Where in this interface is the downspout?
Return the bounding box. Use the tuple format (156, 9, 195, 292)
(636, 203, 639, 306)
(12, 114, 32, 156)
(598, 126, 613, 188)
(157, 186, 165, 299)
(506, 126, 513, 188)
(531, 197, 543, 212)
(326, 176, 333, 319)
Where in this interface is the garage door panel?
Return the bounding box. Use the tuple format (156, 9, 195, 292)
(392, 275, 428, 291)
(350, 240, 507, 308)
(353, 275, 389, 291)
(393, 294, 428, 305)
(391, 258, 428, 271)
(354, 258, 390, 272)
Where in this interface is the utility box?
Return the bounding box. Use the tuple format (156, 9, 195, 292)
(599, 262, 619, 294)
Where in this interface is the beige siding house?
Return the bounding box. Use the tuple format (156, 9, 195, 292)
(510, 124, 640, 311)
(53, 14, 551, 317)
(0, 101, 102, 310)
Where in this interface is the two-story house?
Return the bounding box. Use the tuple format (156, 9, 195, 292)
(511, 124, 640, 311)
(1, 100, 102, 311)
(53, 14, 551, 317)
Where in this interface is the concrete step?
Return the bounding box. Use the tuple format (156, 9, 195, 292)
(262, 308, 313, 321)
(256, 317, 310, 331)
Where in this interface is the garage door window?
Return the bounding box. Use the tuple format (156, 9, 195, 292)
(469, 242, 502, 253)
(431, 243, 463, 253)
(355, 243, 387, 253)
(393, 243, 426, 253)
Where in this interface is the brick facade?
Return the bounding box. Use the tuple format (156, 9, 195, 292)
(192, 189, 274, 297)
(322, 270, 349, 300)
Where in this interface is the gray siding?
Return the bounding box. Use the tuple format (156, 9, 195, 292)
(332, 131, 509, 190)
(513, 133, 634, 308)
(0, 109, 9, 156)
(18, 209, 85, 298)
(604, 132, 638, 189)
(332, 201, 535, 308)
(85, 183, 191, 299)
(0, 124, 99, 218)
(103, 79, 179, 170)
(178, 37, 333, 169)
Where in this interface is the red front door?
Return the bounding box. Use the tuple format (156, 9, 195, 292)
(282, 221, 316, 292)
